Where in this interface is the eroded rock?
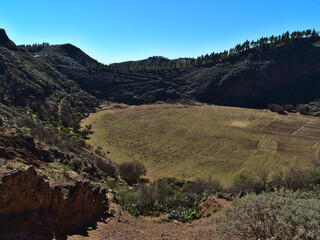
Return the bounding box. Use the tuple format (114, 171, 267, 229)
(0, 125, 53, 166)
(0, 166, 108, 239)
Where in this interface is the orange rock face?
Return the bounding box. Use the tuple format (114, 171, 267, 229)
(0, 167, 108, 239)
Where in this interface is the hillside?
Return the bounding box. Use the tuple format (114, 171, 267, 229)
(82, 103, 317, 184)
(51, 37, 320, 108)
(39, 43, 102, 68)
(1, 27, 320, 239)
(1, 27, 320, 184)
(110, 56, 191, 68)
(0, 30, 99, 110)
(1, 28, 318, 109)
(1, 27, 320, 182)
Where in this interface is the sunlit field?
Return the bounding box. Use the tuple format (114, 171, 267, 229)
(83, 103, 319, 184)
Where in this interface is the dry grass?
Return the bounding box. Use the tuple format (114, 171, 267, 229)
(82, 103, 320, 184)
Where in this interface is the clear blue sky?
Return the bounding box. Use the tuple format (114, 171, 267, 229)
(1, 0, 319, 64)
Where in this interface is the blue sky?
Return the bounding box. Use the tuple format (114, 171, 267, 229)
(1, 0, 319, 64)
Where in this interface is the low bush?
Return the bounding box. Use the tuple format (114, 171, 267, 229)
(117, 181, 201, 221)
(70, 158, 82, 172)
(230, 173, 266, 195)
(119, 161, 146, 184)
(268, 103, 285, 114)
(94, 157, 117, 178)
(80, 124, 94, 138)
(283, 104, 295, 112)
(297, 104, 310, 115)
(271, 166, 314, 191)
(217, 192, 320, 240)
(183, 178, 222, 196)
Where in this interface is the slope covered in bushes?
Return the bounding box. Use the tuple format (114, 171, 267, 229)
(6, 28, 319, 108)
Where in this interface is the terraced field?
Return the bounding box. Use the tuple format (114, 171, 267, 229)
(82, 103, 320, 184)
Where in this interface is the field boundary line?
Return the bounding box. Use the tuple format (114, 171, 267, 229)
(293, 118, 316, 136)
(246, 109, 266, 128)
(260, 114, 278, 130)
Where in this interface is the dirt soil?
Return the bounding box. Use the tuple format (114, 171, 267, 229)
(67, 199, 229, 240)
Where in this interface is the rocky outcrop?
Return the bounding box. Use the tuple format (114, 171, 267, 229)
(0, 166, 108, 239)
(0, 125, 52, 166)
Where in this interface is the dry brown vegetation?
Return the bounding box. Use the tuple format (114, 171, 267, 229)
(82, 103, 320, 184)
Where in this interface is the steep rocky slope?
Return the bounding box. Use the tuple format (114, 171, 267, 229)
(0, 123, 52, 167)
(0, 167, 107, 239)
(0, 122, 109, 239)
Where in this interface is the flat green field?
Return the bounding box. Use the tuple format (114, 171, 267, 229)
(82, 103, 320, 184)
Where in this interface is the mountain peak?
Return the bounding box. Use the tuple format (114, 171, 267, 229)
(0, 29, 17, 50)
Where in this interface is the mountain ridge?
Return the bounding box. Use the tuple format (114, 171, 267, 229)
(1, 28, 320, 109)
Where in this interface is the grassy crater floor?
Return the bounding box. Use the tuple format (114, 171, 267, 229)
(82, 103, 319, 184)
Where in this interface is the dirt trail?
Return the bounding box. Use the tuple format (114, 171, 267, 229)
(67, 202, 218, 240)
(58, 96, 67, 121)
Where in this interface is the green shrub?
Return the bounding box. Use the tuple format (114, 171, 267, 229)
(119, 161, 146, 185)
(70, 159, 82, 172)
(117, 180, 202, 221)
(217, 192, 320, 240)
(230, 173, 266, 195)
(271, 166, 313, 191)
(94, 157, 117, 178)
(283, 104, 295, 112)
(107, 180, 119, 190)
(297, 104, 310, 115)
(183, 178, 223, 196)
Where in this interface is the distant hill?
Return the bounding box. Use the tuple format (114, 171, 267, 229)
(0, 29, 99, 131)
(39, 43, 102, 68)
(110, 56, 191, 69)
(1, 28, 320, 109)
(111, 56, 171, 67)
(0, 29, 17, 50)
(53, 37, 320, 108)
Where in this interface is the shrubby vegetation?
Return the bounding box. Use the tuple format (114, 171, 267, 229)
(114, 159, 320, 224)
(217, 192, 320, 240)
(11, 114, 117, 182)
(229, 165, 320, 195)
(268, 103, 285, 115)
(269, 100, 320, 117)
(116, 177, 222, 221)
(119, 161, 147, 185)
